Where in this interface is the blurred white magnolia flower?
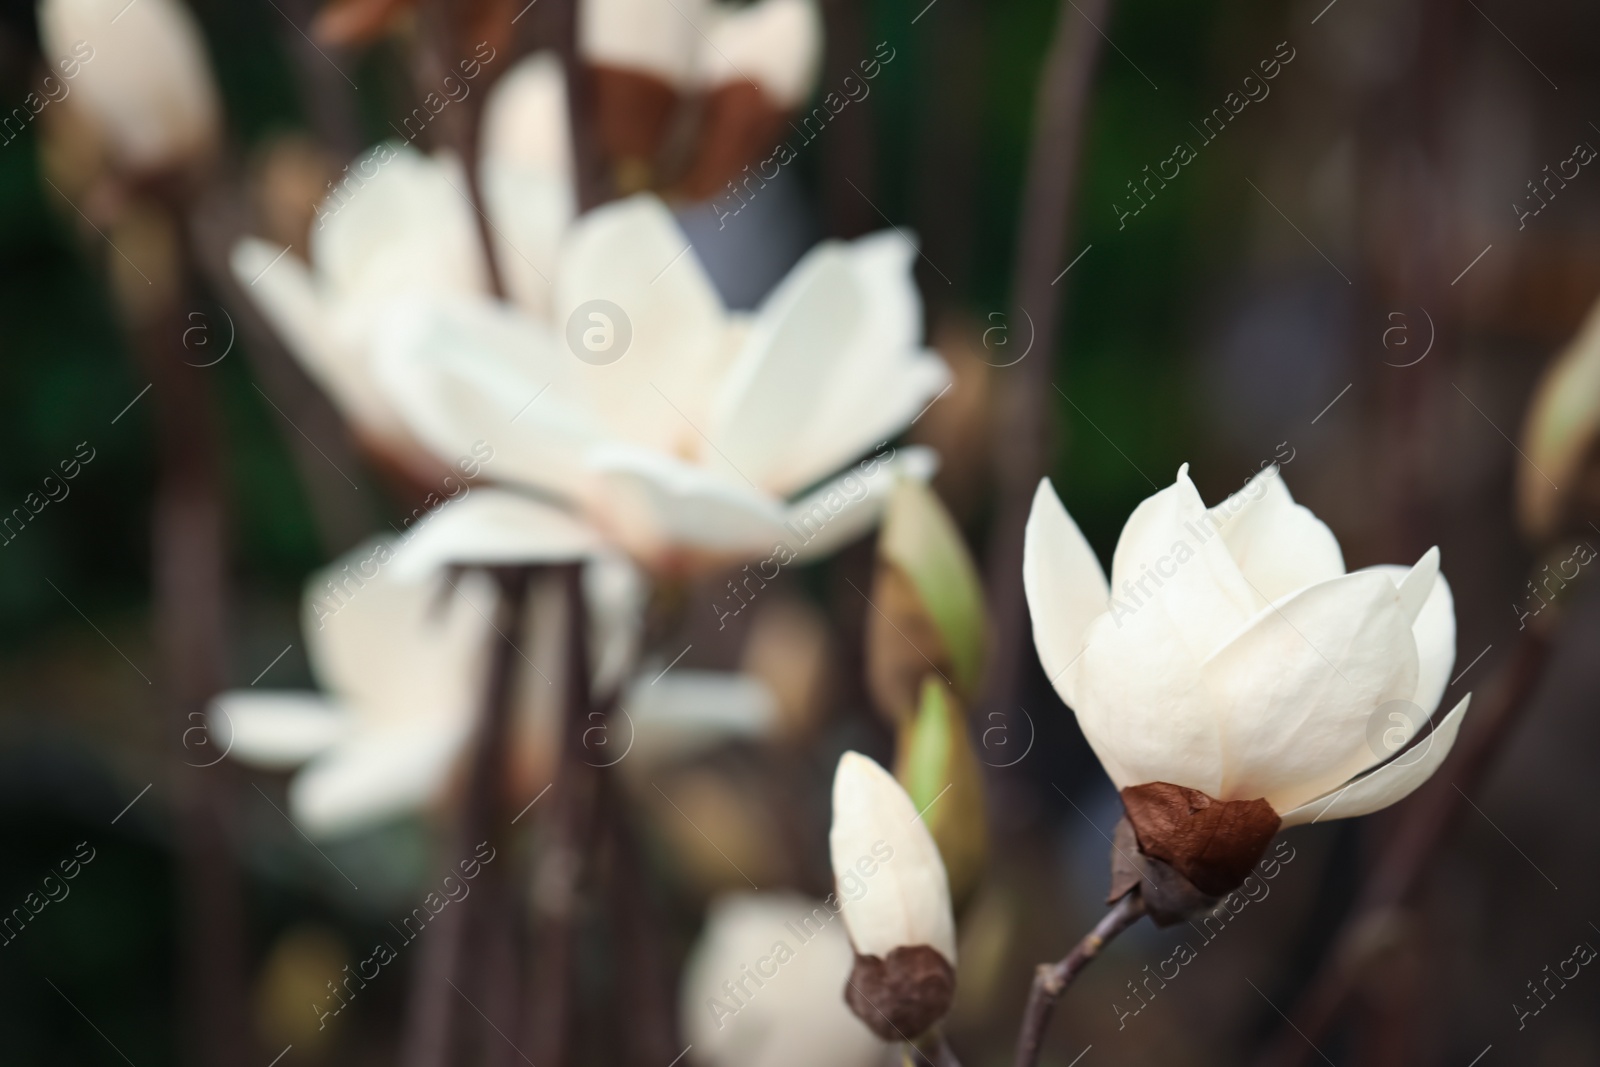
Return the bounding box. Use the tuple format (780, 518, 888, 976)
(212, 500, 774, 836)
(375, 193, 946, 568)
(38, 0, 221, 172)
(1024, 465, 1469, 838)
(828, 751, 956, 1041)
(681, 892, 886, 1067)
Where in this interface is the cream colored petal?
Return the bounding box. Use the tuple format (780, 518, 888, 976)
(289, 719, 471, 837)
(1202, 569, 1420, 810)
(372, 295, 603, 501)
(555, 195, 730, 448)
(1279, 693, 1470, 827)
(828, 751, 956, 964)
(681, 892, 886, 1067)
(1023, 478, 1110, 710)
(210, 692, 349, 770)
(482, 51, 573, 178)
(1211, 466, 1345, 603)
(580, 0, 707, 85)
(584, 442, 789, 561)
(696, 0, 823, 107)
(585, 553, 647, 698)
(40, 0, 220, 170)
(388, 489, 608, 580)
(785, 446, 939, 564)
(1109, 464, 1262, 663)
(1071, 598, 1222, 794)
(302, 542, 496, 734)
(1364, 561, 1456, 720)
(712, 231, 942, 496)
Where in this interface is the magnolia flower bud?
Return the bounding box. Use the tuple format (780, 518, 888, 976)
(867, 479, 987, 720)
(39, 0, 221, 173)
(1519, 292, 1600, 545)
(1025, 466, 1470, 902)
(894, 679, 986, 913)
(829, 751, 956, 1041)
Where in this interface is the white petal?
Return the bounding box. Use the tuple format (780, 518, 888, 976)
(290, 719, 470, 837)
(586, 553, 647, 698)
(301, 542, 496, 734)
(556, 195, 729, 447)
(785, 446, 939, 564)
(1211, 466, 1345, 602)
(1202, 569, 1420, 810)
(580, 0, 706, 84)
(1279, 693, 1470, 827)
(209, 692, 349, 770)
(711, 231, 942, 495)
(40, 0, 219, 170)
(622, 670, 777, 767)
(828, 752, 956, 963)
(388, 489, 608, 580)
(1395, 546, 1440, 626)
(481, 53, 574, 321)
(372, 295, 604, 501)
(1109, 464, 1262, 663)
(681, 892, 886, 1067)
(1071, 597, 1223, 794)
(1365, 561, 1456, 720)
(585, 442, 789, 562)
(1023, 478, 1110, 710)
(697, 0, 823, 108)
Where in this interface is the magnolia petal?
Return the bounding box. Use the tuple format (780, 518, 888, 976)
(622, 670, 777, 767)
(556, 195, 729, 448)
(1365, 561, 1456, 721)
(372, 296, 602, 501)
(1395, 546, 1440, 627)
(1109, 464, 1262, 664)
(580, 0, 706, 85)
(482, 52, 573, 179)
(210, 691, 349, 770)
(1023, 478, 1110, 710)
(586, 553, 647, 698)
(290, 719, 471, 837)
(585, 442, 790, 562)
(697, 0, 822, 107)
(1203, 569, 1420, 811)
(301, 542, 496, 734)
(1211, 466, 1345, 603)
(1279, 693, 1470, 827)
(388, 489, 608, 581)
(828, 752, 957, 964)
(1072, 598, 1223, 794)
(786, 447, 939, 564)
(681, 892, 886, 1067)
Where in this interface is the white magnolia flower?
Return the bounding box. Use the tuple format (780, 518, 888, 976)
(681, 892, 886, 1067)
(829, 751, 956, 964)
(1024, 464, 1470, 828)
(212, 497, 774, 836)
(581, 0, 821, 108)
(374, 193, 946, 568)
(39, 0, 221, 171)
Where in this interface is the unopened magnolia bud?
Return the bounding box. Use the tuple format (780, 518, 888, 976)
(39, 0, 221, 174)
(867, 479, 987, 720)
(844, 945, 955, 1042)
(1519, 292, 1600, 545)
(894, 679, 986, 913)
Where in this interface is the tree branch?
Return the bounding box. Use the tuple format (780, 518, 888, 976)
(1012, 891, 1147, 1067)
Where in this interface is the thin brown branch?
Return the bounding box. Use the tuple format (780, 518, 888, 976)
(1252, 629, 1553, 1067)
(1012, 891, 1147, 1067)
(983, 0, 1112, 717)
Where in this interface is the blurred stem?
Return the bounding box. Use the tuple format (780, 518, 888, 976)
(1252, 628, 1553, 1067)
(603, 771, 678, 1066)
(401, 565, 533, 1067)
(548, 0, 609, 211)
(526, 564, 602, 1066)
(1012, 890, 1146, 1067)
(145, 191, 253, 1067)
(982, 0, 1111, 718)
